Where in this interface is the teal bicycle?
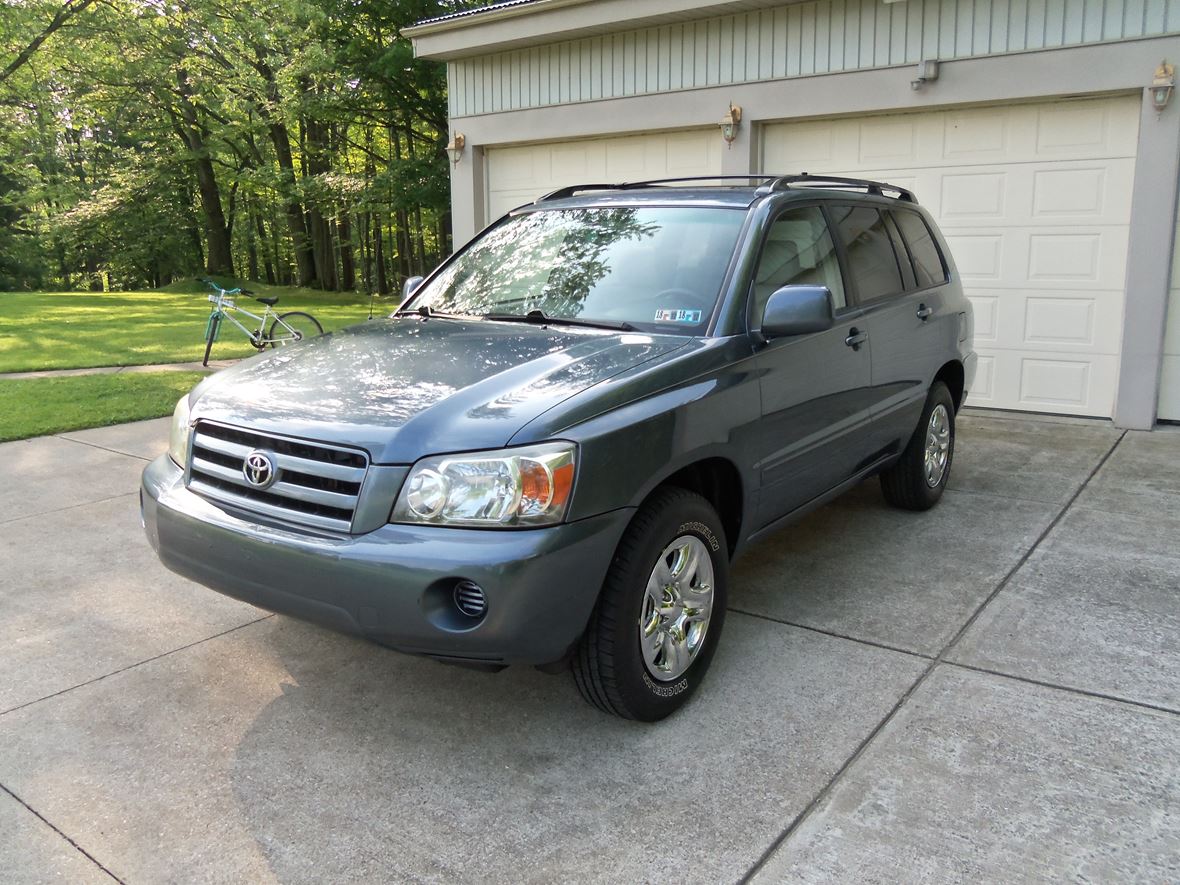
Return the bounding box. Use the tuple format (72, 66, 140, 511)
(200, 278, 323, 367)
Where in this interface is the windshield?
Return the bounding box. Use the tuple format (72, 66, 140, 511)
(408, 206, 746, 334)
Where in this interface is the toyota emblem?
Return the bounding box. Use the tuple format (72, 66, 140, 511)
(242, 450, 277, 489)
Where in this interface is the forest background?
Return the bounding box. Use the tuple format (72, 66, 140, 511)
(0, 0, 483, 295)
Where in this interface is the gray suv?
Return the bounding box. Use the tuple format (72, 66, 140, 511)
(142, 175, 976, 720)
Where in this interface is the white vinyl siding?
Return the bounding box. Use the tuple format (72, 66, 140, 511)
(484, 129, 723, 221)
(447, 0, 1180, 117)
(763, 95, 1140, 418)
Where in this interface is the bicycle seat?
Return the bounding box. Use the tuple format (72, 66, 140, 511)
(254, 296, 279, 306)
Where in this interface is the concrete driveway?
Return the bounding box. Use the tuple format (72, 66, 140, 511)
(1, 413, 1178, 883)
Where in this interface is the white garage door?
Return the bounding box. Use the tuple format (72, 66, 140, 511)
(485, 129, 723, 221)
(763, 96, 1140, 417)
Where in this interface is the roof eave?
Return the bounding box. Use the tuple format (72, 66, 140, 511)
(406, 0, 799, 61)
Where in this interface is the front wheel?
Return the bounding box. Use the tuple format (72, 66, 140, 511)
(267, 311, 323, 347)
(573, 487, 728, 721)
(879, 380, 955, 511)
(202, 313, 220, 367)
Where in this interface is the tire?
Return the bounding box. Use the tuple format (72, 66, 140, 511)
(573, 487, 728, 721)
(879, 381, 955, 511)
(202, 313, 220, 367)
(267, 311, 323, 347)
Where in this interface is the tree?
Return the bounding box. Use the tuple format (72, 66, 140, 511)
(0, 0, 477, 292)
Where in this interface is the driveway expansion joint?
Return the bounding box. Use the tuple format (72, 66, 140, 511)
(942, 660, 1180, 719)
(54, 434, 154, 463)
(0, 615, 275, 719)
(738, 429, 1128, 883)
(0, 492, 137, 527)
(0, 783, 123, 883)
(727, 607, 933, 660)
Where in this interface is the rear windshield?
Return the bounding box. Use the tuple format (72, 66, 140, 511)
(410, 206, 746, 334)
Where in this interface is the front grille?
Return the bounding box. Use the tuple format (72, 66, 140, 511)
(187, 421, 368, 533)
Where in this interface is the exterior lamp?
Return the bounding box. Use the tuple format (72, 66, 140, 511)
(1152, 61, 1174, 112)
(446, 132, 466, 166)
(911, 59, 940, 90)
(720, 104, 742, 145)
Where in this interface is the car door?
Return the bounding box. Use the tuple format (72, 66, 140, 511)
(827, 203, 940, 456)
(870, 208, 957, 450)
(750, 204, 874, 529)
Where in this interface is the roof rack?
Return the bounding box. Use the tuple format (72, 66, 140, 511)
(534, 175, 779, 203)
(759, 174, 916, 202)
(532, 173, 916, 205)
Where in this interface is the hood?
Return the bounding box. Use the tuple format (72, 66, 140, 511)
(190, 316, 689, 463)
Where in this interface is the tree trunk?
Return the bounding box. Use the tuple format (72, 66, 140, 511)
(374, 211, 389, 296)
(255, 214, 276, 285)
(268, 121, 316, 286)
(173, 70, 233, 276)
(338, 214, 355, 290)
(245, 201, 259, 281)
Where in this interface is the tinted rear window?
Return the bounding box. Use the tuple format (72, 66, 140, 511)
(830, 206, 904, 302)
(893, 210, 948, 287)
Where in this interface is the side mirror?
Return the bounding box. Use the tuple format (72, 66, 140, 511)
(758, 285, 834, 341)
(402, 275, 425, 301)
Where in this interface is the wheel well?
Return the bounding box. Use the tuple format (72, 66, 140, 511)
(656, 458, 743, 558)
(935, 360, 965, 411)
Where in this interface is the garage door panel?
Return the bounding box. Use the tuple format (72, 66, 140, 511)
(487, 130, 721, 222)
(971, 289, 1124, 355)
(1159, 356, 1180, 420)
(803, 160, 1135, 228)
(762, 96, 1139, 417)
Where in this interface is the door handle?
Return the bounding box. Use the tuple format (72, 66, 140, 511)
(916, 304, 933, 321)
(845, 327, 867, 350)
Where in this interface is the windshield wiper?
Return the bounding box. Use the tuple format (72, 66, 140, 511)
(394, 304, 470, 321)
(483, 309, 634, 332)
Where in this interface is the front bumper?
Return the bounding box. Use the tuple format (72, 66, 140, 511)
(142, 456, 632, 665)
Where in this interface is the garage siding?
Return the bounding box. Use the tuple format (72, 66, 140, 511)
(448, 0, 1180, 117)
(762, 96, 1140, 417)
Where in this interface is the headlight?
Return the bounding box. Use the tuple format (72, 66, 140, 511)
(391, 442, 576, 528)
(167, 395, 192, 467)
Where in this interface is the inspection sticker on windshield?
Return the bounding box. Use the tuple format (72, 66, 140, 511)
(655, 308, 702, 323)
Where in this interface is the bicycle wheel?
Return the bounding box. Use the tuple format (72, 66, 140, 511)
(267, 311, 323, 347)
(202, 313, 221, 367)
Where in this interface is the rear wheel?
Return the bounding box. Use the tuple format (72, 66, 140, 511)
(573, 487, 728, 721)
(267, 311, 322, 347)
(880, 381, 955, 511)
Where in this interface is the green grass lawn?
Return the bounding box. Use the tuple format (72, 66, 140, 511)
(0, 280, 396, 373)
(0, 371, 210, 441)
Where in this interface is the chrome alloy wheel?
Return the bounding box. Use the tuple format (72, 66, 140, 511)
(924, 403, 952, 487)
(639, 535, 715, 681)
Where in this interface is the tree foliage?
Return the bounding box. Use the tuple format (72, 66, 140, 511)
(0, 0, 477, 292)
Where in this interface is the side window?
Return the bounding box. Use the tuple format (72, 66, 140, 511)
(752, 206, 846, 319)
(893, 210, 948, 288)
(830, 205, 905, 302)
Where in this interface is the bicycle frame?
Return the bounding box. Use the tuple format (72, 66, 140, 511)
(204, 283, 305, 347)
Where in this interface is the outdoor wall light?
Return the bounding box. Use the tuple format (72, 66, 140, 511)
(911, 59, 940, 90)
(446, 132, 466, 166)
(1152, 61, 1174, 112)
(719, 103, 742, 145)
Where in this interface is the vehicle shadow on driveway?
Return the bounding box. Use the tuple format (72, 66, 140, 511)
(218, 589, 922, 883)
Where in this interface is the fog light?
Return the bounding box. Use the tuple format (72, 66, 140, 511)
(453, 581, 487, 618)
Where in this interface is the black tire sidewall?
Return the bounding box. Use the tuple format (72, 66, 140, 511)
(606, 492, 729, 721)
(916, 382, 956, 504)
